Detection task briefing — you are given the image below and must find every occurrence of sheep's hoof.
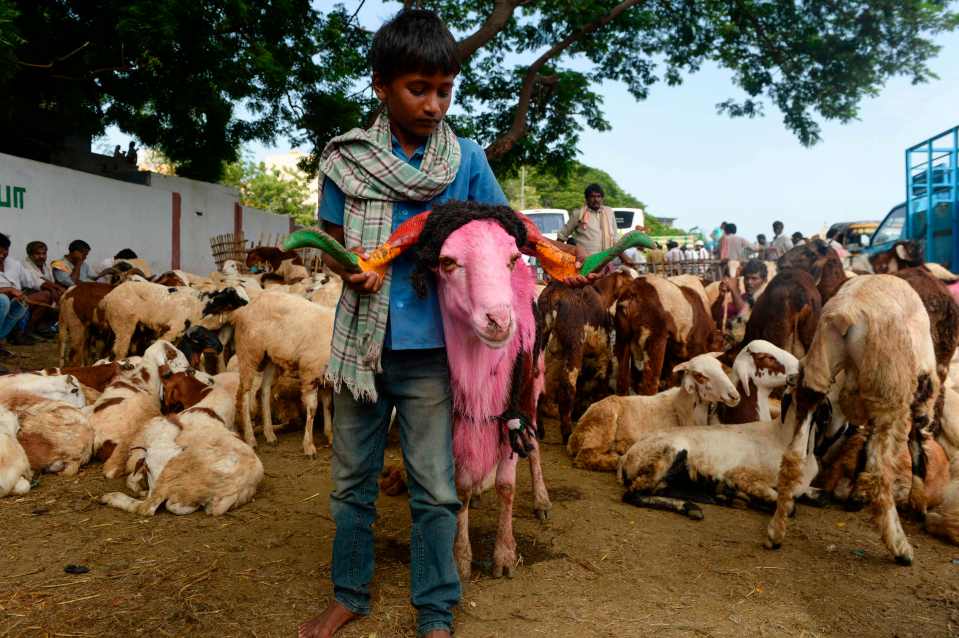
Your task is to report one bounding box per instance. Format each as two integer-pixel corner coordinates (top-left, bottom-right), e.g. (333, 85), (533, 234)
(492, 563), (515, 579)
(764, 539), (781, 551)
(683, 502), (704, 520)
(534, 507), (550, 522)
(894, 554), (913, 567)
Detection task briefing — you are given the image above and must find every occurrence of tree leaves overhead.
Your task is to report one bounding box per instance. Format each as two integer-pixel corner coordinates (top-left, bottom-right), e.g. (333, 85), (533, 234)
(1, 0), (955, 183)
(221, 154), (316, 225)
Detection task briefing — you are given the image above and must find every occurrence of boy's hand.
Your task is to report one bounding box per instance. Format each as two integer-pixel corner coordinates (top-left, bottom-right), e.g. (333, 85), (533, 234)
(342, 248), (383, 294)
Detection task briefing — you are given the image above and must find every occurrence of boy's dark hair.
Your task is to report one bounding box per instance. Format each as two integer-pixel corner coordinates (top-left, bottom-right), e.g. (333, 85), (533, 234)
(584, 183), (605, 198)
(773, 220), (784, 232)
(114, 248), (138, 259)
(726, 223), (737, 235)
(743, 259), (768, 279)
(667, 240), (678, 250)
(69, 239), (91, 253)
(26, 241), (46, 255)
(757, 234), (767, 244)
(370, 9), (461, 83)
(792, 231), (804, 242)
(0, 233), (10, 250)
(411, 201), (526, 298)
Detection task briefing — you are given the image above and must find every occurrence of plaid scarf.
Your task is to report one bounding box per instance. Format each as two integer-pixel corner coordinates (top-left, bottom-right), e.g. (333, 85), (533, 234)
(318, 112), (461, 402)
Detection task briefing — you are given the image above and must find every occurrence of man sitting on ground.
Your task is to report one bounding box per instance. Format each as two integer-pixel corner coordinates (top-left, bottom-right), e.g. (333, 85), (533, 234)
(52, 239), (96, 286)
(23, 241), (65, 339)
(0, 234), (36, 362)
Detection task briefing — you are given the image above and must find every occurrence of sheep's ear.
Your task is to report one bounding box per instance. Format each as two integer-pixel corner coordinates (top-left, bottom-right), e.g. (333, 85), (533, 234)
(672, 360), (690, 374)
(681, 373), (697, 394)
(706, 351), (724, 359)
(895, 243), (911, 262)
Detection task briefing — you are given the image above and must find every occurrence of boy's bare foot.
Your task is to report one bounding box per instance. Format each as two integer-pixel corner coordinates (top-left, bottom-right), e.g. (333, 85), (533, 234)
(298, 601), (361, 638)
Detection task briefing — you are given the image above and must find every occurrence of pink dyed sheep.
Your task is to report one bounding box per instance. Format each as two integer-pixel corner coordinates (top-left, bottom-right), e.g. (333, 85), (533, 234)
(289, 202), (554, 581)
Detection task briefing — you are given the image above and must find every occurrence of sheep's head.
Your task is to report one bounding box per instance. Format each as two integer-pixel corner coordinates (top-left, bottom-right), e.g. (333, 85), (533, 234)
(178, 325), (223, 368)
(870, 240), (922, 274)
(673, 353), (740, 407)
(732, 340), (800, 395)
(412, 202), (528, 348)
(143, 341), (191, 377)
(202, 287), (249, 316)
(221, 260), (241, 276)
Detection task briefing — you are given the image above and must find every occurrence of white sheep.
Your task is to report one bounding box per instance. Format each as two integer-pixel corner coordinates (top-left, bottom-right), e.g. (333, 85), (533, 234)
(0, 373), (86, 408)
(100, 371), (263, 516)
(88, 340), (192, 478)
(714, 340), (799, 424)
(617, 402), (821, 520)
(0, 406), (31, 497)
(227, 291), (334, 457)
(765, 275), (938, 566)
(566, 353), (740, 471)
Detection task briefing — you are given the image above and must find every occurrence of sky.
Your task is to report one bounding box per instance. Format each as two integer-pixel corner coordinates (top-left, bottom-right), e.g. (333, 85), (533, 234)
(104, 1), (959, 240)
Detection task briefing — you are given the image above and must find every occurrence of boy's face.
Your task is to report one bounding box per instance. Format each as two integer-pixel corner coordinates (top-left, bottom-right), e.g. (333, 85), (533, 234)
(374, 70), (455, 142)
(744, 272), (764, 294)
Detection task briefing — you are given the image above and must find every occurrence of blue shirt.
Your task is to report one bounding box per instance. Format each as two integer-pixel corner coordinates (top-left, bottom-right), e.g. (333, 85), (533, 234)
(319, 136), (508, 350)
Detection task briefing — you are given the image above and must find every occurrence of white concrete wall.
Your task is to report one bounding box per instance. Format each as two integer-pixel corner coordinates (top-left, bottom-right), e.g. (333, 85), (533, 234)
(1, 152), (294, 276)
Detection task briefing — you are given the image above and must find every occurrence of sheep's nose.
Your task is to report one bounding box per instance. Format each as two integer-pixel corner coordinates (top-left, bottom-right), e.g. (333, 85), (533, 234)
(486, 307), (512, 331)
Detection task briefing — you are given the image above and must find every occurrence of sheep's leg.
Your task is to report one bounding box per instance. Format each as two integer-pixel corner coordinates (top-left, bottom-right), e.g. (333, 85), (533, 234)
(111, 324), (135, 361)
(573, 448), (623, 472)
(102, 442), (130, 479)
(259, 362), (278, 445)
(641, 335), (668, 396)
(622, 493), (704, 519)
(557, 346), (582, 444)
(236, 370), (257, 448)
(58, 461), (81, 477)
(166, 501), (200, 515)
(861, 412), (914, 565)
(907, 372), (937, 518)
(614, 330), (632, 395)
(492, 452), (519, 578)
(100, 491), (165, 516)
(12, 477), (31, 495)
(216, 325), (233, 372)
(301, 381), (319, 459)
(526, 438), (551, 521)
(58, 319), (69, 367)
(320, 387), (333, 445)
(766, 405), (817, 550)
(454, 492), (472, 582)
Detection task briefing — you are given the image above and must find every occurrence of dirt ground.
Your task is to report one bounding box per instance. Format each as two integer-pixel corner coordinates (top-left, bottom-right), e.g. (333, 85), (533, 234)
(2, 341), (959, 638)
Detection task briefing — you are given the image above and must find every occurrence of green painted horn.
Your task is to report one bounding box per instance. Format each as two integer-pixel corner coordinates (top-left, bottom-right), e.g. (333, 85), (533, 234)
(579, 231), (657, 275)
(284, 228), (362, 274)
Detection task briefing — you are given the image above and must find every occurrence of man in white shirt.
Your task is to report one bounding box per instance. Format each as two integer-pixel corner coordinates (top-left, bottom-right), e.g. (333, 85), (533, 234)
(0, 234), (35, 354)
(768, 221), (793, 260)
(665, 241), (684, 262)
(22, 241), (64, 339)
(692, 240), (709, 260)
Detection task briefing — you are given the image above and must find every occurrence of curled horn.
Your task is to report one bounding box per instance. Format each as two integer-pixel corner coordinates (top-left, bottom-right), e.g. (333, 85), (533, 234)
(283, 211), (432, 278)
(516, 213), (657, 280)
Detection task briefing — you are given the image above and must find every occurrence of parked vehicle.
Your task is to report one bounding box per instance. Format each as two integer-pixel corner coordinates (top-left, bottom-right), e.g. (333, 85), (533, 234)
(867, 125), (958, 268)
(826, 221), (879, 253)
(521, 208), (569, 281)
(612, 207), (645, 231)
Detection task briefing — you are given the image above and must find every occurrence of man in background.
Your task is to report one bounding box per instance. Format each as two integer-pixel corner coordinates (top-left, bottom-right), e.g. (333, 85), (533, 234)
(52, 240), (95, 287)
(558, 183), (618, 261)
(719, 223), (750, 261)
(768, 220), (793, 259)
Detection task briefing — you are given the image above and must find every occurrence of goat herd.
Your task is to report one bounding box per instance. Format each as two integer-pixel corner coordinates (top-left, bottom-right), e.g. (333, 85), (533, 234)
(1, 205), (959, 596)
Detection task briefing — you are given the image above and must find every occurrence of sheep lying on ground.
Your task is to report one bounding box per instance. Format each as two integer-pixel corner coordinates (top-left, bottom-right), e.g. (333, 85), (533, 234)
(0, 373), (85, 408)
(618, 398), (824, 520)
(100, 370), (262, 516)
(0, 391), (93, 476)
(0, 406), (31, 497)
(567, 353), (740, 471)
(765, 275), (938, 565)
(88, 341), (192, 478)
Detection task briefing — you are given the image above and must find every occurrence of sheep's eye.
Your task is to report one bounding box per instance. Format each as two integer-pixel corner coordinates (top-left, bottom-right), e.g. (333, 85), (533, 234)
(693, 372), (707, 384)
(439, 257), (458, 273)
(508, 254), (520, 270)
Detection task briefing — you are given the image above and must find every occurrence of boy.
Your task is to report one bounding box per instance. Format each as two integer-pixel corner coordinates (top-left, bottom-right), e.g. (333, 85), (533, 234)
(299, 10), (508, 638)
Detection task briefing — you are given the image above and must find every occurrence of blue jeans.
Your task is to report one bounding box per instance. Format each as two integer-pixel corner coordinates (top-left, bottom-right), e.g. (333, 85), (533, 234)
(330, 348), (460, 636)
(0, 295), (27, 340)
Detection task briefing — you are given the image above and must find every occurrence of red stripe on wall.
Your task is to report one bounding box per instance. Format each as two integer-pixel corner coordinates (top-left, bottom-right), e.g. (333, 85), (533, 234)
(289, 216), (295, 233)
(171, 192), (182, 270)
(234, 202), (243, 236)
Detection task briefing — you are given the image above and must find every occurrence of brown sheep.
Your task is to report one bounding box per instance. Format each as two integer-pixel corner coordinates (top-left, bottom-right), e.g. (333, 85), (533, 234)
(777, 239), (847, 303)
(614, 275), (722, 396)
(57, 282), (115, 366)
(538, 271), (633, 442)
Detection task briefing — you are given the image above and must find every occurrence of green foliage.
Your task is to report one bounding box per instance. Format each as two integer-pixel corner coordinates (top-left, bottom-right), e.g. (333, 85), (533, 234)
(2, 0), (955, 184)
(499, 162), (683, 234)
(0, 0), (19, 85)
(222, 155), (315, 225)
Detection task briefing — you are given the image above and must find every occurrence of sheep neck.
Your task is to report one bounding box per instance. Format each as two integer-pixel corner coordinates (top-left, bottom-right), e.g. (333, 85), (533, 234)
(670, 382), (709, 427)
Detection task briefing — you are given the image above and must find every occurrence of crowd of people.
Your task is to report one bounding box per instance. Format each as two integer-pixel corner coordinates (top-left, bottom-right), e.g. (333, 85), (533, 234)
(0, 232), (145, 372)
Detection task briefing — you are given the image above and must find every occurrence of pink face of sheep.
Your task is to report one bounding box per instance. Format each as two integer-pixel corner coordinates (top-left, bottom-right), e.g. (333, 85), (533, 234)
(674, 354), (741, 407)
(434, 219), (523, 347)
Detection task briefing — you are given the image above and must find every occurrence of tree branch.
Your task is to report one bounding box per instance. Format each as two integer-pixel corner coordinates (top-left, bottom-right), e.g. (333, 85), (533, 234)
(486, 0), (645, 160)
(456, 0), (531, 62)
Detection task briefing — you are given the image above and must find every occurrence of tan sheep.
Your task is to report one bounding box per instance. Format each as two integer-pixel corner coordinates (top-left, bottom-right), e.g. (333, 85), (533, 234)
(765, 274), (938, 565)
(567, 353), (740, 471)
(231, 291), (334, 457)
(0, 406), (31, 498)
(0, 391), (93, 476)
